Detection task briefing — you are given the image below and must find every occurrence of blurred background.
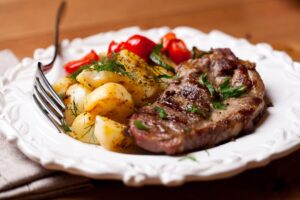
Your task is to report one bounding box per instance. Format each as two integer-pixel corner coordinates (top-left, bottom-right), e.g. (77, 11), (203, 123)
(0, 0), (300, 60)
(1, 0), (300, 199)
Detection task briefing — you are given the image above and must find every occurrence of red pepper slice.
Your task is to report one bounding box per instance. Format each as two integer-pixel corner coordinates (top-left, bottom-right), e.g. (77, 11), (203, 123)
(161, 32), (176, 52)
(108, 40), (125, 54)
(124, 34), (156, 61)
(167, 39), (191, 64)
(64, 50), (99, 74)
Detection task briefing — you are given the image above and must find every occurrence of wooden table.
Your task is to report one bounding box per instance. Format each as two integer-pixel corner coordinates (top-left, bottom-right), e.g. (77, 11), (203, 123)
(1, 0), (300, 199)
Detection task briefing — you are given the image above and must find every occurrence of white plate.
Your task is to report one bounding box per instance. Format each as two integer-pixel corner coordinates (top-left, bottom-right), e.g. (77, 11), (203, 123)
(1, 27), (300, 186)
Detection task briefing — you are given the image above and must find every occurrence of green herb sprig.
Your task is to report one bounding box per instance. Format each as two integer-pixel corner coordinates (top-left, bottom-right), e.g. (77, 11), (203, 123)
(70, 100), (79, 117)
(150, 44), (175, 73)
(199, 73), (215, 96)
(211, 78), (246, 109)
(69, 65), (91, 80)
(134, 120), (149, 131)
(69, 54), (129, 80)
(219, 77), (247, 99)
(212, 101), (226, 110)
(155, 106), (168, 119)
(79, 123), (95, 140)
(198, 74), (247, 110)
(178, 155), (198, 163)
(186, 104), (206, 117)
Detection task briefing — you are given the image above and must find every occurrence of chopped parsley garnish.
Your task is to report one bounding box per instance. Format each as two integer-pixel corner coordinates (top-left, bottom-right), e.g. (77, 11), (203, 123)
(69, 54), (129, 79)
(212, 101), (226, 110)
(178, 155), (198, 163)
(134, 120), (149, 131)
(199, 73), (215, 97)
(219, 77), (247, 99)
(198, 75), (247, 110)
(150, 44), (175, 73)
(186, 105), (206, 117)
(155, 106), (168, 119)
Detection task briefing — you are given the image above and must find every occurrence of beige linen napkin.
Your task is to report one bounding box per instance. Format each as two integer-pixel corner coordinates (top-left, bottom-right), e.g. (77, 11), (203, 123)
(0, 50), (94, 200)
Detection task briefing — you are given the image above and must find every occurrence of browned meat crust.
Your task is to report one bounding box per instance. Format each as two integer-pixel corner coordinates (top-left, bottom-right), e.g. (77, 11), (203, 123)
(129, 48), (266, 155)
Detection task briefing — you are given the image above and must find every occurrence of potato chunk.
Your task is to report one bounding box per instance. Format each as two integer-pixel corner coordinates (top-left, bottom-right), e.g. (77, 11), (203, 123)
(84, 83), (134, 123)
(71, 112), (99, 145)
(76, 70), (125, 90)
(76, 50), (158, 103)
(94, 116), (131, 151)
(53, 77), (75, 98)
(64, 84), (91, 125)
(116, 50), (158, 102)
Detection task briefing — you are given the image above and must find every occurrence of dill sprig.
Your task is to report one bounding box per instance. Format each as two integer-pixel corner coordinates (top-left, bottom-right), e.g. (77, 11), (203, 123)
(69, 54), (129, 79)
(178, 154), (198, 163)
(79, 123), (95, 140)
(70, 100), (79, 117)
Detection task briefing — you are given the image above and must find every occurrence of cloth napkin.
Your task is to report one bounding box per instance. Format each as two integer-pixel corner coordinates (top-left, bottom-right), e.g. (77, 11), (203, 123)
(0, 50), (94, 200)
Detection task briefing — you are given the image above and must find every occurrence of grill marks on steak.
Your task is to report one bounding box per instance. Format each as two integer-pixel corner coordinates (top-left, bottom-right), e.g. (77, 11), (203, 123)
(129, 48), (265, 154)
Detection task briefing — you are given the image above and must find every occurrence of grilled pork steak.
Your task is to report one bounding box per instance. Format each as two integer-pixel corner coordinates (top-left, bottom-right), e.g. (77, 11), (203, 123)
(129, 48), (265, 155)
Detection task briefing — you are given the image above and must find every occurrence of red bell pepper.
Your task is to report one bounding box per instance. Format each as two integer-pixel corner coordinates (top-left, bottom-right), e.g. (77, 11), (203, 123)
(167, 38), (191, 64)
(64, 50), (99, 74)
(108, 40), (125, 54)
(123, 34), (156, 61)
(161, 32), (176, 52)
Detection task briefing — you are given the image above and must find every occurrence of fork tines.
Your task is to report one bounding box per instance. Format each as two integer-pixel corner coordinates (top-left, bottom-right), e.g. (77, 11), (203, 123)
(33, 62), (66, 132)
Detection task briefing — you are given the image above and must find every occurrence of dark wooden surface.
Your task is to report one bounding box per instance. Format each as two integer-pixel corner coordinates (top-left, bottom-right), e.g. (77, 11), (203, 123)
(1, 0), (300, 199)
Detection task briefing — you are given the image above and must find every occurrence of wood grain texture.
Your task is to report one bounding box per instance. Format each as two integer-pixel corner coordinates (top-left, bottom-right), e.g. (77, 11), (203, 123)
(1, 0), (300, 199)
(1, 0), (300, 59)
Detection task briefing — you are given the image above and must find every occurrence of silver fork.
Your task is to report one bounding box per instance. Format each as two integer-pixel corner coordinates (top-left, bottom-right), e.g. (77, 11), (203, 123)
(33, 1), (67, 133)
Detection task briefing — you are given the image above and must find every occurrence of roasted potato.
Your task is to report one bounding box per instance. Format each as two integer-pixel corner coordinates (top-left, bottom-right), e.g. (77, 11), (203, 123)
(116, 50), (158, 102)
(76, 70), (125, 90)
(63, 84), (91, 125)
(84, 83), (134, 123)
(94, 115), (131, 151)
(53, 77), (75, 98)
(76, 49), (158, 103)
(63, 98), (76, 126)
(71, 112), (99, 145)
